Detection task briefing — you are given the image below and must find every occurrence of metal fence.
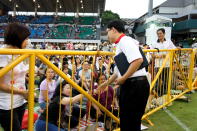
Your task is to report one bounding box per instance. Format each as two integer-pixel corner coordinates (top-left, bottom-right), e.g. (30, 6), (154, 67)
(0, 48), (196, 131)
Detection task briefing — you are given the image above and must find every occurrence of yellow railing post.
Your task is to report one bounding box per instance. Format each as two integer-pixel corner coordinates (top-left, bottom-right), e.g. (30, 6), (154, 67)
(188, 50), (195, 91)
(192, 76), (197, 88)
(28, 54), (35, 131)
(192, 49), (197, 89)
(174, 54), (189, 89)
(167, 51), (174, 103)
(150, 53), (170, 91)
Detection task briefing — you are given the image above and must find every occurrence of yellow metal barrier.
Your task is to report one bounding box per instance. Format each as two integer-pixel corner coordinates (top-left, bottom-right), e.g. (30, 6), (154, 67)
(142, 48), (194, 125)
(0, 54), (29, 78)
(149, 52), (170, 91)
(0, 48), (196, 131)
(188, 50), (195, 91)
(192, 49), (197, 89)
(28, 54), (35, 131)
(115, 48), (195, 131)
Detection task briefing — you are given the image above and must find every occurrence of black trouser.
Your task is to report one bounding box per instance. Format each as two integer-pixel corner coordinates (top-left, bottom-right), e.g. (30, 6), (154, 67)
(119, 77), (150, 131)
(155, 67), (169, 96)
(0, 103), (26, 131)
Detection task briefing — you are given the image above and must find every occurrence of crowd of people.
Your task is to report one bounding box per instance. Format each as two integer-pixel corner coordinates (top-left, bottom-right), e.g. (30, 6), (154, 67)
(0, 22), (119, 131)
(0, 15), (100, 40)
(33, 53), (118, 130)
(31, 42), (99, 51)
(0, 21), (196, 131)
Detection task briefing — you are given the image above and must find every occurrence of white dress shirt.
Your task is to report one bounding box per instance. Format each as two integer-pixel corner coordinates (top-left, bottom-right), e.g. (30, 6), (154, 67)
(114, 35), (147, 78)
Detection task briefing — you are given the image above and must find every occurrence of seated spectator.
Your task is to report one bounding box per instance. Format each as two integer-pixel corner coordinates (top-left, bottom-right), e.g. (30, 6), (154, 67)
(56, 65), (72, 86)
(38, 68), (56, 111)
(79, 61), (92, 91)
(90, 74), (115, 130)
(35, 81), (85, 131)
(75, 57), (82, 79)
(63, 61), (72, 76)
(96, 57), (106, 74)
(37, 63), (46, 86)
(53, 57), (60, 68)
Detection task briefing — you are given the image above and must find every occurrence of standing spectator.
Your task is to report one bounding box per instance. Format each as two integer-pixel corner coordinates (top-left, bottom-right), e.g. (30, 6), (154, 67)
(93, 43), (98, 51)
(66, 42), (71, 50)
(0, 23), (29, 131)
(70, 42), (74, 50)
(74, 43), (79, 50)
(80, 43), (85, 50)
(102, 41), (110, 51)
(150, 28), (176, 50)
(150, 28), (177, 96)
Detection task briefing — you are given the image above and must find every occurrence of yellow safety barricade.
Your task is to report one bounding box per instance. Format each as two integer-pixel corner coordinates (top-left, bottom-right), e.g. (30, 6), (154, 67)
(0, 49), (196, 131)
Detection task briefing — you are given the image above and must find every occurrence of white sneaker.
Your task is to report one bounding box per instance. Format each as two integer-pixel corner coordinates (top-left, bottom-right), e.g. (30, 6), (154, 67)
(141, 124), (148, 130)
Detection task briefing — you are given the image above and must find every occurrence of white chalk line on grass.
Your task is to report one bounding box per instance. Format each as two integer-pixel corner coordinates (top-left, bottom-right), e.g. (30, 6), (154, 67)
(164, 108), (190, 131)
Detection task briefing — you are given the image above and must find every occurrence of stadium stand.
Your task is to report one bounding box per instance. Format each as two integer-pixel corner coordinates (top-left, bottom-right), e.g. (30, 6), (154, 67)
(49, 25), (73, 39)
(78, 16), (99, 25)
(15, 15), (34, 23)
(75, 26), (97, 39)
(31, 15), (54, 24)
(56, 16), (75, 24)
(0, 15), (100, 40)
(29, 24), (50, 39)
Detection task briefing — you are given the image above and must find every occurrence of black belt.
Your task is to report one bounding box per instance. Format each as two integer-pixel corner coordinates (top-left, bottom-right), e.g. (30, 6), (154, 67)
(127, 76), (147, 82)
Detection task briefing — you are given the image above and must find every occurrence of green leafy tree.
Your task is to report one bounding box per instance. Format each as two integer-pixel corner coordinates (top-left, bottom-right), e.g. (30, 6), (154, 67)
(101, 10), (120, 26)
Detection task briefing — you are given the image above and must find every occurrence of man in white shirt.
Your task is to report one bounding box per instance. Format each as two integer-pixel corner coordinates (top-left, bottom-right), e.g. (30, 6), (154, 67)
(99, 20), (149, 131)
(150, 28), (176, 67)
(150, 28), (176, 96)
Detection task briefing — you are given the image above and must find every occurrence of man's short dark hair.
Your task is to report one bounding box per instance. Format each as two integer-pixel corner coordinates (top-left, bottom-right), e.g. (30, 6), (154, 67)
(157, 28), (165, 34)
(107, 20), (125, 33)
(4, 23), (30, 49)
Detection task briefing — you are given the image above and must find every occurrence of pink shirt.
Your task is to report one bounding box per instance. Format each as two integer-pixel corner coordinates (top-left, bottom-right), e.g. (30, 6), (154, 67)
(38, 79), (56, 103)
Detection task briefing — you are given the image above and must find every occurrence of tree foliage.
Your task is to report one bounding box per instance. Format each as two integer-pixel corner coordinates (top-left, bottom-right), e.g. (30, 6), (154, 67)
(101, 10), (120, 26)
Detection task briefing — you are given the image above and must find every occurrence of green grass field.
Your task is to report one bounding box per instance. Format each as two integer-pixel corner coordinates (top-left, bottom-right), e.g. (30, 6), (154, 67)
(143, 92), (197, 131)
(1, 92), (197, 131)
